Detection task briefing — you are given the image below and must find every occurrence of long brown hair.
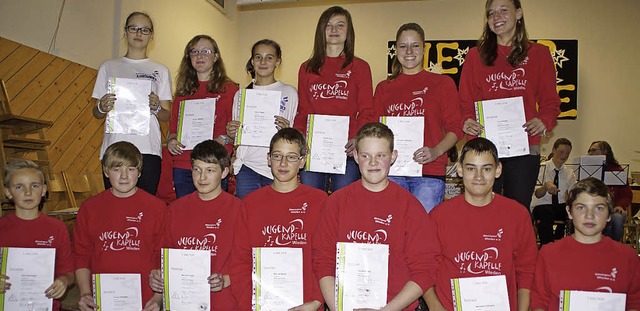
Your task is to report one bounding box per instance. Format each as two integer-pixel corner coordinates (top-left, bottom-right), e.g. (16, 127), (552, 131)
(245, 39), (282, 89)
(388, 23), (425, 81)
(478, 0), (529, 67)
(175, 35), (234, 97)
(305, 6), (355, 75)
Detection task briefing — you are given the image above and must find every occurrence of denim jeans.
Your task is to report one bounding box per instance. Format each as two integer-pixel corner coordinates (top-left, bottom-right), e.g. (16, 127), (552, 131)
(389, 176), (445, 213)
(172, 167), (229, 199)
(235, 165), (273, 199)
(300, 157), (360, 193)
(604, 212), (626, 242)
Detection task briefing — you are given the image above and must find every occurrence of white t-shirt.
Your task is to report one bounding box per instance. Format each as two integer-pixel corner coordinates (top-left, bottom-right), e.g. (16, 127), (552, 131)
(92, 57), (172, 158)
(231, 81), (298, 179)
(531, 160), (577, 207)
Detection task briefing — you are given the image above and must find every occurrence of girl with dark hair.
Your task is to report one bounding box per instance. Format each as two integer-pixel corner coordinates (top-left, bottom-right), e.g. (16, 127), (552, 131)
(374, 22), (462, 212)
(91, 11), (172, 196)
(295, 6), (374, 193)
(459, 0), (561, 209)
(225, 39), (298, 198)
(587, 140), (633, 241)
(167, 35), (238, 198)
(530, 178), (640, 310)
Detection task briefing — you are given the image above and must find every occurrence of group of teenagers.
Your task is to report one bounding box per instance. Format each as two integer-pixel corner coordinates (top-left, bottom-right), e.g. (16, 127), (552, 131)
(0, 0), (639, 310)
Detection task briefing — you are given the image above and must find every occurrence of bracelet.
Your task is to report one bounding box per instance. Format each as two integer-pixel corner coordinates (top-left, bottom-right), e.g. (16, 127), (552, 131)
(96, 101), (106, 114)
(219, 135), (229, 145)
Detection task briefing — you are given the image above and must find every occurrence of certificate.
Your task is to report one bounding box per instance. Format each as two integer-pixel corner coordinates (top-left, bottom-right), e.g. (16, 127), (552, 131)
(559, 290), (626, 311)
(235, 89), (282, 147)
(177, 98), (216, 150)
(475, 96), (529, 158)
(252, 247), (303, 310)
(162, 248), (211, 311)
(0, 247), (55, 311)
(450, 275), (509, 311)
(335, 242), (388, 311)
(93, 273), (142, 311)
(380, 116), (424, 177)
(105, 77), (152, 135)
(305, 114), (350, 174)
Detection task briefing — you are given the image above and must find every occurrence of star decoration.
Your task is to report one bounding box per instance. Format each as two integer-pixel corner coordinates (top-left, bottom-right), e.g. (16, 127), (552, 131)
(556, 71), (563, 84)
(428, 61), (443, 74)
(552, 49), (569, 68)
(387, 45), (397, 58)
(453, 46), (470, 66)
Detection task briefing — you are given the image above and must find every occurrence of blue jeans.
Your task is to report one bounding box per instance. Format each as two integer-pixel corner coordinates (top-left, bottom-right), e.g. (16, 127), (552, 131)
(173, 167), (229, 199)
(235, 165), (273, 199)
(389, 176), (445, 213)
(604, 212), (626, 242)
(300, 157), (360, 193)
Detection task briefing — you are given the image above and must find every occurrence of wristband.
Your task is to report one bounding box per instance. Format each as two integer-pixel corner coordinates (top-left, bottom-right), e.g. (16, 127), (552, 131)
(219, 135), (229, 145)
(96, 101), (106, 114)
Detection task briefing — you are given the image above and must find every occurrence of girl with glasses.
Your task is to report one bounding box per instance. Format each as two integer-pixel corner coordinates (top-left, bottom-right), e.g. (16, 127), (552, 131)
(167, 35), (238, 198)
(91, 11), (172, 196)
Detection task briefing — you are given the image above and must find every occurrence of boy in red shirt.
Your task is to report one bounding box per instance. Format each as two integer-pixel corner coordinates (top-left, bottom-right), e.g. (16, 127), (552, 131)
(149, 139), (240, 310)
(424, 138), (538, 311)
(313, 122), (439, 310)
(74, 141), (166, 311)
(0, 159), (74, 311)
(230, 128), (328, 310)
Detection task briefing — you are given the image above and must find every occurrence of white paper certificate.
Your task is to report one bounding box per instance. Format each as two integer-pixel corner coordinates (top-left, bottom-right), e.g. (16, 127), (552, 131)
(0, 247), (55, 311)
(93, 273), (142, 311)
(177, 98), (216, 150)
(235, 89), (282, 147)
(252, 247), (303, 310)
(559, 290), (626, 311)
(450, 275), (509, 311)
(475, 96), (529, 158)
(162, 248), (211, 311)
(380, 116), (424, 177)
(305, 114), (350, 174)
(105, 77), (152, 135)
(335, 242), (388, 311)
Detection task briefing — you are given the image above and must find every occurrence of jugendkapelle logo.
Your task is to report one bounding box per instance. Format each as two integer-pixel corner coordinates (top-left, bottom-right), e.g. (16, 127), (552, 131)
(99, 227), (141, 251)
(205, 218), (222, 229)
(385, 97), (425, 116)
(262, 219), (306, 246)
(595, 268), (617, 282)
(126, 212), (143, 223)
(289, 202), (307, 214)
(310, 80), (349, 100)
(177, 233), (218, 255)
(374, 214), (393, 226)
(483, 228), (503, 242)
(454, 247), (502, 275)
(346, 229), (388, 244)
(486, 67), (527, 92)
(35, 235), (54, 247)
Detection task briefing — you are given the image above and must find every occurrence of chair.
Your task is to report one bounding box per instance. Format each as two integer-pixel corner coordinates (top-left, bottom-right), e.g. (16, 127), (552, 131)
(46, 172), (99, 216)
(44, 173), (76, 216)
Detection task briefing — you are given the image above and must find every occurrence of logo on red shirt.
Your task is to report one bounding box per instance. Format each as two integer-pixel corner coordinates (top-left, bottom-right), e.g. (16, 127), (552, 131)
(205, 218), (222, 229)
(177, 233), (218, 256)
(373, 214), (393, 226)
(385, 98), (425, 116)
(482, 228), (503, 242)
(310, 81), (349, 100)
(595, 268), (618, 282)
(99, 227), (141, 251)
(262, 219), (307, 246)
(486, 68), (527, 92)
(454, 247), (503, 275)
(346, 229), (388, 244)
(288, 203), (307, 214)
(35, 235), (54, 247)
(126, 212), (143, 223)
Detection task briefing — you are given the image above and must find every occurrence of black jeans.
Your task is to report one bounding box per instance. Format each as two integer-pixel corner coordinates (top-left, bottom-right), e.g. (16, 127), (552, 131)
(493, 154), (540, 209)
(102, 154), (162, 195)
(533, 203), (567, 245)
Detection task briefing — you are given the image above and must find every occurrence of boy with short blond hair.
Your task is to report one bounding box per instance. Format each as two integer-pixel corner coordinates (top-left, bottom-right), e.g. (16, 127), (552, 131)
(0, 159), (74, 311)
(313, 122), (440, 310)
(73, 141), (166, 311)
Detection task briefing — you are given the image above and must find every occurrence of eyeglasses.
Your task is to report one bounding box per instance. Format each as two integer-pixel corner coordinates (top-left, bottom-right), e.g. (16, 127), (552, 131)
(270, 153), (303, 162)
(189, 49), (214, 57)
(126, 26), (152, 35)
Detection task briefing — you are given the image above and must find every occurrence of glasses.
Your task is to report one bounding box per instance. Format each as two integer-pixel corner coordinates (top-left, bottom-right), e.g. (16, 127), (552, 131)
(270, 153), (303, 162)
(189, 49), (214, 57)
(126, 26), (152, 35)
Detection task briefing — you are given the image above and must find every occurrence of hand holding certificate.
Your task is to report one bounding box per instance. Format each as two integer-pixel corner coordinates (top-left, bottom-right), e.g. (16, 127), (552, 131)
(177, 98), (216, 150)
(380, 116), (424, 177)
(0, 247), (55, 311)
(235, 89), (282, 147)
(93, 273), (142, 311)
(475, 96), (529, 158)
(162, 248), (211, 311)
(559, 290), (626, 311)
(105, 77), (152, 135)
(252, 247), (304, 310)
(450, 275), (509, 311)
(305, 114), (350, 174)
(335, 242), (389, 311)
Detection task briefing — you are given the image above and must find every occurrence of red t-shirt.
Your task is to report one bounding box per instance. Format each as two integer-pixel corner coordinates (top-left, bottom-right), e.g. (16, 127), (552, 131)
(531, 236), (640, 310)
(169, 81), (239, 169)
(430, 194), (538, 311)
(295, 56), (374, 138)
(313, 181), (439, 310)
(73, 189), (167, 304)
(458, 43), (561, 146)
(374, 70), (463, 176)
(162, 190), (240, 311)
(0, 213), (74, 311)
(230, 184), (327, 310)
